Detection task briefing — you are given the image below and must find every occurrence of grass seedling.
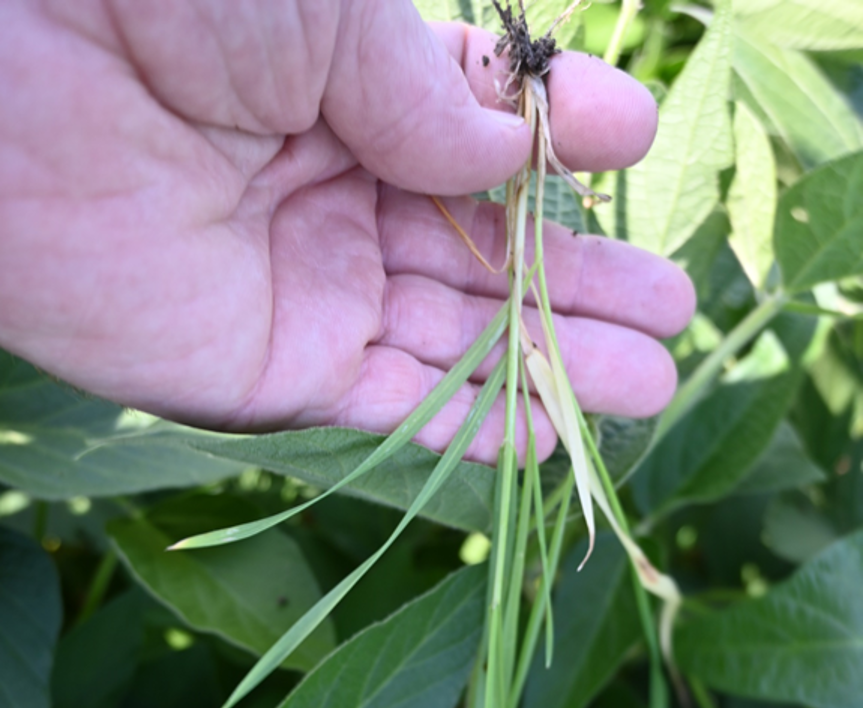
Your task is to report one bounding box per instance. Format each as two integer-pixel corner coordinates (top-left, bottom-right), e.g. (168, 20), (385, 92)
(168, 3), (685, 707)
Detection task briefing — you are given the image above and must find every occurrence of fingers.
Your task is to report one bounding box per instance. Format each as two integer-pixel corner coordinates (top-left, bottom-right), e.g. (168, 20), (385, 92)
(431, 23), (659, 172)
(322, 1), (532, 195)
(379, 188), (696, 340)
(375, 274), (679, 418)
(331, 345), (559, 466)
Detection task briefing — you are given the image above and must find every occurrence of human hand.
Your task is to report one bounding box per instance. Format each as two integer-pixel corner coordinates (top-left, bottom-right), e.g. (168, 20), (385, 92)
(0, 0), (694, 465)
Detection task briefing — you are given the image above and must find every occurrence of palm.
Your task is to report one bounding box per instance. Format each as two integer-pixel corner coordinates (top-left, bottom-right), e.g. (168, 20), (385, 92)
(0, 2), (694, 464)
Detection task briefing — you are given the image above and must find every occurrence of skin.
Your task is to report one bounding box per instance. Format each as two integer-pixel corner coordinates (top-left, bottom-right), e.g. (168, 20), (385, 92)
(0, 0), (695, 465)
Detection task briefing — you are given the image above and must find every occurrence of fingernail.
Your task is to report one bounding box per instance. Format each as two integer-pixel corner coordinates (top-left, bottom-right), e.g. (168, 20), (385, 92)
(487, 108), (525, 129)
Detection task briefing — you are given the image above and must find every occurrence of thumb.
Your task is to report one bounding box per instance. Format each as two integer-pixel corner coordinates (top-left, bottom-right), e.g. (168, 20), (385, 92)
(322, 0), (530, 195)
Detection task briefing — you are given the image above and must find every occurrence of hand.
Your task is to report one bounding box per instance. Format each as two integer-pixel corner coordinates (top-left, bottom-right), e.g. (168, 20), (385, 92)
(0, 0), (694, 465)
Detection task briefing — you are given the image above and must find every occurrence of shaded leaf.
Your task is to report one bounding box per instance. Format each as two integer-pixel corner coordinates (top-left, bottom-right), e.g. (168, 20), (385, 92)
(523, 533), (641, 708)
(774, 151), (863, 292)
(278, 564), (485, 708)
(763, 491), (840, 563)
(595, 0), (734, 254)
(732, 0), (864, 51)
(727, 101), (777, 290)
(632, 328), (805, 516)
(0, 526), (62, 708)
(676, 531), (863, 708)
(140, 427), (495, 533)
(597, 414), (657, 485)
(733, 421), (826, 495)
(108, 496), (336, 672)
(733, 31), (863, 170)
(0, 350), (244, 499)
(52, 590), (147, 708)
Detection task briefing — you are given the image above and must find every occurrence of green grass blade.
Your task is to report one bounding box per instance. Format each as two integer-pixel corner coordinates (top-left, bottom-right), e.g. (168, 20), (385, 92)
(220, 358), (508, 708)
(509, 473), (573, 708)
(520, 357), (554, 668)
(169, 304), (509, 551)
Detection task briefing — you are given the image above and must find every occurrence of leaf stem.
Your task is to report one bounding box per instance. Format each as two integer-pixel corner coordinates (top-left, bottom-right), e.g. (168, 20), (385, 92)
(603, 0), (641, 66)
(657, 292), (785, 439)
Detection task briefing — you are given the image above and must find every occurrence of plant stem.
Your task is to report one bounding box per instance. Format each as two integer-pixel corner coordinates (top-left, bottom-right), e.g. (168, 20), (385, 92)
(603, 0), (641, 66)
(486, 87), (535, 708)
(508, 474), (573, 708)
(75, 549), (118, 626)
(656, 293), (785, 439)
(577, 407), (668, 708)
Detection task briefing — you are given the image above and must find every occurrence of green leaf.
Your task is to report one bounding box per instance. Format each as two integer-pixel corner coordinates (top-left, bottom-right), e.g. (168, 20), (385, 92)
(0, 526), (62, 708)
(596, 414), (658, 485)
(727, 101), (777, 290)
(763, 491), (840, 563)
(632, 328), (805, 516)
(775, 151), (864, 292)
(219, 359), (506, 708)
(733, 31), (863, 170)
(732, 0), (864, 51)
(0, 350), (244, 499)
(733, 421), (826, 496)
(278, 564), (486, 708)
(167, 427), (495, 534)
(51, 590), (146, 708)
(522, 533), (641, 708)
(595, 0), (734, 255)
(676, 530), (863, 708)
(108, 496), (336, 672)
(532, 175), (589, 235)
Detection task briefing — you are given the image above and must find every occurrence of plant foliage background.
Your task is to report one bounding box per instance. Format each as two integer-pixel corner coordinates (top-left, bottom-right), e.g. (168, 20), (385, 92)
(0, 1), (861, 707)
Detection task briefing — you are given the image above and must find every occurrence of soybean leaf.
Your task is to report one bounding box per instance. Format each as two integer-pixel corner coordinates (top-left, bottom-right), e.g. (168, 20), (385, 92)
(595, 0), (733, 255)
(51, 589), (147, 708)
(733, 421), (826, 496)
(632, 327), (806, 517)
(0, 350), (244, 499)
(676, 531), (863, 708)
(774, 151), (863, 292)
(108, 495), (336, 673)
(732, 0), (864, 51)
(278, 564), (485, 708)
(522, 533), (641, 708)
(163, 427), (495, 535)
(531, 175), (589, 235)
(596, 415), (658, 485)
(0, 526), (62, 708)
(219, 359), (506, 708)
(733, 31), (863, 170)
(763, 491), (841, 564)
(727, 101), (777, 290)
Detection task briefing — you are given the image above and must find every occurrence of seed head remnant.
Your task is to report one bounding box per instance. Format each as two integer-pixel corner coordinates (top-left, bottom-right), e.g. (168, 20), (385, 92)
(491, 0), (560, 78)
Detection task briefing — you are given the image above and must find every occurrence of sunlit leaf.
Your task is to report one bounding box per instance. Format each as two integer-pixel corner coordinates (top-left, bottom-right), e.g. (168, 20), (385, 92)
(733, 31), (863, 170)
(727, 101), (777, 290)
(732, 0), (864, 51)
(595, 0), (734, 255)
(677, 531), (863, 708)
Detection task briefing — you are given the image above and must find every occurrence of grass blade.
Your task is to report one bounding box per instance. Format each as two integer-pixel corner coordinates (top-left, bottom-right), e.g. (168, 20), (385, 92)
(169, 304), (509, 550)
(220, 358), (508, 708)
